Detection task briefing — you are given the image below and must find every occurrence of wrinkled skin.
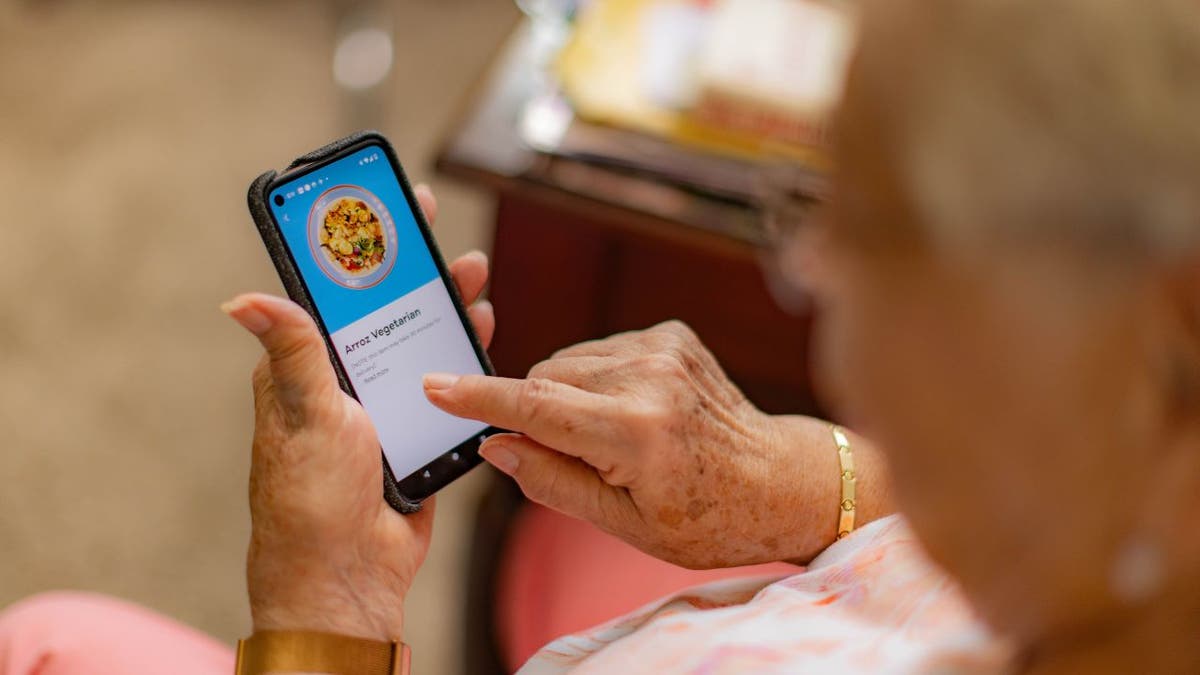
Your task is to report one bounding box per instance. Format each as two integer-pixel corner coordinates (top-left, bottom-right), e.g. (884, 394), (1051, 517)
(226, 186), (495, 640)
(426, 321), (890, 569)
(245, 318), (429, 640)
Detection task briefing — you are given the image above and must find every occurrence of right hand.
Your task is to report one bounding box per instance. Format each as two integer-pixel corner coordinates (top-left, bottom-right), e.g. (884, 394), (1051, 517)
(424, 320), (849, 569)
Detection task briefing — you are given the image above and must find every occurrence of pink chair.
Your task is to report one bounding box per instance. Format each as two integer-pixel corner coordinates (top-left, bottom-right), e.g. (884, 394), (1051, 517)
(491, 498), (799, 671)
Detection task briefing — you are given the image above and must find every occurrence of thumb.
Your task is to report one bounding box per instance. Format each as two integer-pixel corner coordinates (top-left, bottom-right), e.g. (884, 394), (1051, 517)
(479, 433), (612, 524)
(223, 293), (339, 419)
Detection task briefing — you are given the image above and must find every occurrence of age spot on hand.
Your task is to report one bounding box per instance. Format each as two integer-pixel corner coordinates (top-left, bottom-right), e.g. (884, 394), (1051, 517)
(657, 505), (685, 528)
(686, 498), (712, 521)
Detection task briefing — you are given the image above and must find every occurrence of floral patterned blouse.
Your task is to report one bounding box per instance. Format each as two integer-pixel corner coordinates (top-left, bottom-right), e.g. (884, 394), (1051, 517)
(517, 515), (1012, 674)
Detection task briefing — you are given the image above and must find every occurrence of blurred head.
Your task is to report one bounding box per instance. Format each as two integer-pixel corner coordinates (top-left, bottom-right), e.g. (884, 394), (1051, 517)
(808, 0), (1200, 649)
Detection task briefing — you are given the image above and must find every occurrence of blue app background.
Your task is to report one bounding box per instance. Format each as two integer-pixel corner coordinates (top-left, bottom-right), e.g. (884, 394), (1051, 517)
(269, 145), (439, 333)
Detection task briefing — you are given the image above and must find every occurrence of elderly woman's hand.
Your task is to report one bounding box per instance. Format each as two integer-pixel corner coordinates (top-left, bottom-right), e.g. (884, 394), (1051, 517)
(425, 321), (881, 569)
(223, 186), (494, 640)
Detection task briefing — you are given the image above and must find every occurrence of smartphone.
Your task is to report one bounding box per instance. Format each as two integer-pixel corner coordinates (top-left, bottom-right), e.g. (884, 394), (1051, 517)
(246, 131), (497, 513)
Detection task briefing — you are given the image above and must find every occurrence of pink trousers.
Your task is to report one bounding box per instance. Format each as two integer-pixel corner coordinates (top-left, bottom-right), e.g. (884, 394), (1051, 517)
(0, 592), (233, 675)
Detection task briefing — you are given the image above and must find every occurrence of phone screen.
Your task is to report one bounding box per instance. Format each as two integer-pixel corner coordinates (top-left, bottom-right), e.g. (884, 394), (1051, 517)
(267, 143), (489, 483)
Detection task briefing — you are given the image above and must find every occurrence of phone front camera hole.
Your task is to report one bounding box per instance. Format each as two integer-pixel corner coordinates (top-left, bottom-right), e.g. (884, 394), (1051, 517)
(273, 194), (285, 207)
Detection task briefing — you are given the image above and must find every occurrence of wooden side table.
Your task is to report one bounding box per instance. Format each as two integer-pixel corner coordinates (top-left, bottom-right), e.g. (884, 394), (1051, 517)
(436, 22), (818, 415)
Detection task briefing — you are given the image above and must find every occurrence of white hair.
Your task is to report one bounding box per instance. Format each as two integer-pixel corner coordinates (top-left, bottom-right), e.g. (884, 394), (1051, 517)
(856, 0), (1200, 261)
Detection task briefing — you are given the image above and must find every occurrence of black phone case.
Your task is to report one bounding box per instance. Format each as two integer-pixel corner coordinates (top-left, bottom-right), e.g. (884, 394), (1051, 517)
(246, 130), (495, 514)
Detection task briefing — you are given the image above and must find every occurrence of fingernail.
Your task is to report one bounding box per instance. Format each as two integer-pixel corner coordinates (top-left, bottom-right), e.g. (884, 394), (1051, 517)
(423, 373), (460, 390)
(221, 298), (272, 335)
(466, 249), (488, 265)
(480, 442), (519, 475)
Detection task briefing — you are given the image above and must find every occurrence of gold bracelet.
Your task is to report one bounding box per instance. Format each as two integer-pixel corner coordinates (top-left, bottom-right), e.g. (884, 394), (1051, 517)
(235, 630), (410, 675)
(832, 426), (857, 539)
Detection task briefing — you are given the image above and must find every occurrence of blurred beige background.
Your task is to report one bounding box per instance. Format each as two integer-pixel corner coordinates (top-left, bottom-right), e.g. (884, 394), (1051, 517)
(0, 1), (518, 673)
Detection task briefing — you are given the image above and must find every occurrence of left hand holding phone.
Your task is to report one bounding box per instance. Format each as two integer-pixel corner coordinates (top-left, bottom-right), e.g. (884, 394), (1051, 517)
(223, 185), (494, 641)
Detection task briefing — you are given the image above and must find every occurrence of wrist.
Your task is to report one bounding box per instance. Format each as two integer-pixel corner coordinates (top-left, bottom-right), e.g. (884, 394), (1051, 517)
(248, 555), (407, 641)
(251, 601), (404, 643)
(769, 416), (895, 563)
(761, 415), (847, 563)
